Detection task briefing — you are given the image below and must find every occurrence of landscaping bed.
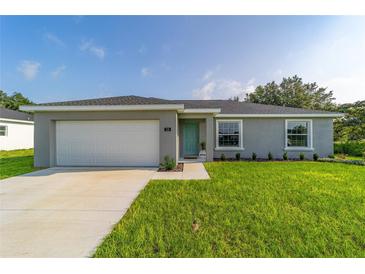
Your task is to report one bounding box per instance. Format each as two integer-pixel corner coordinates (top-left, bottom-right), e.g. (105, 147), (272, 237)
(158, 163), (184, 172)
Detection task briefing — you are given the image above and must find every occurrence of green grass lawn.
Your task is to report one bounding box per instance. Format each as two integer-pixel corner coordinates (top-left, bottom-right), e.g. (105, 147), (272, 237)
(0, 149), (39, 179)
(94, 161), (365, 258)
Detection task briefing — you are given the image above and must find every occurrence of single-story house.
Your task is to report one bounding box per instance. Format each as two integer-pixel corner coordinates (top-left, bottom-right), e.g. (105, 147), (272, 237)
(0, 107), (34, 151)
(20, 95), (343, 167)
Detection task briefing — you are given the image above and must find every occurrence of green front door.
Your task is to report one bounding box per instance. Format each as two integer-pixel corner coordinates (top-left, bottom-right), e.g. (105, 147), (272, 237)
(183, 122), (199, 156)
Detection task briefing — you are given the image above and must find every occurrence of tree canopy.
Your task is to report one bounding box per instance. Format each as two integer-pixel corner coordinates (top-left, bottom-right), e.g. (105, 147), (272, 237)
(0, 90), (33, 111)
(245, 75), (336, 111)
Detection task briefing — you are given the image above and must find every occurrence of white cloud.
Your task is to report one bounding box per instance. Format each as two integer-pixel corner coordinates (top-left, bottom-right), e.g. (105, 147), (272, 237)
(193, 78), (255, 100)
(51, 65), (66, 79)
(44, 32), (65, 47)
(80, 40), (105, 60)
(17, 60), (40, 80)
(141, 67), (151, 77)
(201, 65), (221, 81)
(202, 70), (214, 81)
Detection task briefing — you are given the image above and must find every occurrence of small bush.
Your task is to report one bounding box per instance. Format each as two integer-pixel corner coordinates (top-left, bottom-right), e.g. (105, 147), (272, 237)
(283, 152), (288, 160)
(363, 151), (365, 160)
(235, 153), (240, 161)
(252, 152), (257, 161)
(299, 153), (305, 160)
(328, 154), (335, 159)
(268, 152), (273, 161)
(220, 153), (226, 161)
(160, 155), (176, 170)
(200, 141), (206, 150)
(313, 153), (319, 161)
(334, 141), (365, 157)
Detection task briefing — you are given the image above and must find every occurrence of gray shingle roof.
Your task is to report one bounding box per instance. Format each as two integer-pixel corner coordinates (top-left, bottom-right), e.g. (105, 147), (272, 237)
(33, 95), (340, 115)
(0, 107), (33, 121)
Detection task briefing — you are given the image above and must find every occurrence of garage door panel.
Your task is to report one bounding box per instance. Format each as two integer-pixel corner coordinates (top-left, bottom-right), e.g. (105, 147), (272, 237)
(56, 120), (159, 166)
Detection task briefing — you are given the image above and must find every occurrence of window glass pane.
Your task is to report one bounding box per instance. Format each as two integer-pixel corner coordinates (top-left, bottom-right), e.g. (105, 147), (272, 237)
(219, 122), (239, 134)
(287, 121), (309, 147)
(219, 134), (239, 147)
(0, 126), (6, 136)
(218, 121), (240, 147)
(287, 134), (308, 147)
(287, 121), (308, 134)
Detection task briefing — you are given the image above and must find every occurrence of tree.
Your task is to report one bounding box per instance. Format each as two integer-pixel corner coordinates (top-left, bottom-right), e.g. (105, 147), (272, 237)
(245, 75), (336, 110)
(0, 90), (33, 110)
(334, 101), (365, 141)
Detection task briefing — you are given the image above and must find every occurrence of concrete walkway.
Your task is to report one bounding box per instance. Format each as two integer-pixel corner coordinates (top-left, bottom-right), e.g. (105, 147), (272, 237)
(152, 162), (210, 180)
(0, 167), (156, 258)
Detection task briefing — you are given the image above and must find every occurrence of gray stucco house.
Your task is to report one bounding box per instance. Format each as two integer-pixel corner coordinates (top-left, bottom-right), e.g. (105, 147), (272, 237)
(20, 95), (342, 167)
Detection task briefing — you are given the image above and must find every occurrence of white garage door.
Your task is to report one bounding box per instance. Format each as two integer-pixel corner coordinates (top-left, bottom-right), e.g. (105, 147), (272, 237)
(56, 120), (159, 166)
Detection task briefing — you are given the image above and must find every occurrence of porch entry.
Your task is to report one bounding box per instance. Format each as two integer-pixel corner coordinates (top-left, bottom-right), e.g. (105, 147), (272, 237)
(183, 121), (199, 157)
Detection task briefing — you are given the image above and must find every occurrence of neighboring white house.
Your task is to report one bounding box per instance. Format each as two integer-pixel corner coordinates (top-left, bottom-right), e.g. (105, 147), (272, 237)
(0, 107), (34, 151)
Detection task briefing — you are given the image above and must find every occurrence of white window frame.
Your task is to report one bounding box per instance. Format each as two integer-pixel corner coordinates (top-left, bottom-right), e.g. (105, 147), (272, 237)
(0, 125), (8, 137)
(285, 119), (313, 151)
(215, 120), (244, 150)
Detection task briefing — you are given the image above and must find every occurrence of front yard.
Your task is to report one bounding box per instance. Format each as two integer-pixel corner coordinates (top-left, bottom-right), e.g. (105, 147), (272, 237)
(94, 161), (365, 258)
(0, 149), (39, 179)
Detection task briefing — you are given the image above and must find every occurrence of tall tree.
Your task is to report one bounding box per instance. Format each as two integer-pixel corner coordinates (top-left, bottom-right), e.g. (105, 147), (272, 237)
(0, 90), (33, 110)
(245, 75), (336, 110)
(334, 101), (365, 141)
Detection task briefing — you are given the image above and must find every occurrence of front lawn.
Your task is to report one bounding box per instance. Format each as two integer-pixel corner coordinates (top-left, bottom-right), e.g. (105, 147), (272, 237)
(94, 162), (365, 258)
(0, 149), (39, 179)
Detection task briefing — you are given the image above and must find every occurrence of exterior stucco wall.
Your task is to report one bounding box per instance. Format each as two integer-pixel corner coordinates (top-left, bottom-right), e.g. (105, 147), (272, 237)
(0, 120), (34, 150)
(213, 117), (333, 159)
(33, 110), (178, 167)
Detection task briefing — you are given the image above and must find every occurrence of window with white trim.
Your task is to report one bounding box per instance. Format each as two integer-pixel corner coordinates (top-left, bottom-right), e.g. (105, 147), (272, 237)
(0, 125), (8, 136)
(286, 121), (310, 147)
(217, 121), (241, 148)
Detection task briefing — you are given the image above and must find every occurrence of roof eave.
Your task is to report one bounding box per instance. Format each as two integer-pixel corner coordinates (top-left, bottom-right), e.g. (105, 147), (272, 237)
(19, 104), (185, 112)
(216, 113), (344, 118)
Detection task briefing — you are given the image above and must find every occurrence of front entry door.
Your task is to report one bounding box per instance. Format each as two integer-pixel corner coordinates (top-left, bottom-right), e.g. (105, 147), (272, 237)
(183, 122), (199, 156)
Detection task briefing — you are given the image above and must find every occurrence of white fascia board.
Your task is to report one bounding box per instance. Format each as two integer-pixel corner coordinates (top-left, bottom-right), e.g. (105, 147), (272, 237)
(216, 113), (344, 118)
(0, 118), (34, 124)
(180, 108), (221, 114)
(20, 104), (185, 112)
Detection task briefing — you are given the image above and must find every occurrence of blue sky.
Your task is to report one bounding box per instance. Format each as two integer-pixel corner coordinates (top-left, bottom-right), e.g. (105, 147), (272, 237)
(1, 16), (364, 103)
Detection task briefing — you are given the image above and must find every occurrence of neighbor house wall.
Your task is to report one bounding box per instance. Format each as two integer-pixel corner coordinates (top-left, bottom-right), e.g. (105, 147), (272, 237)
(212, 117), (333, 159)
(33, 110), (178, 167)
(0, 120), (34, 151)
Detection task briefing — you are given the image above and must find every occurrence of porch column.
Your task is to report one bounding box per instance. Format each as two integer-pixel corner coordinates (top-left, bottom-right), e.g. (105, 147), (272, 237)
(206, 116), (214, 161)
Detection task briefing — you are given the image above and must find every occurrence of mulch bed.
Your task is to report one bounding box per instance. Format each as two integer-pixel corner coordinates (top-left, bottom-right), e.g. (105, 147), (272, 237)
(158, 163), (184, 172)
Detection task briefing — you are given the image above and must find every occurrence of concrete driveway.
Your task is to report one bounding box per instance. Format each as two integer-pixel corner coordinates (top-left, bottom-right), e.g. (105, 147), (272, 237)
(0, 167), (156, 258)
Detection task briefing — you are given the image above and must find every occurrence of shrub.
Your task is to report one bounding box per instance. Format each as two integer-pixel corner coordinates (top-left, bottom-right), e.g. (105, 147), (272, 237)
(299, 153), (305, 160)
(313, 153), (319, 161)
(334, 141), (365, 157)
(363, 151), (365, 160)
(220, 153), (226, 161)
(283, 152), (288, 160)
(328, 154), (335, 159)
(160, 155), (176, 170)
(235, 153), (240, 161)
(252, 152), (257, 161)
(200, 141), (206, 150)
(268, 152), (273, 161)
